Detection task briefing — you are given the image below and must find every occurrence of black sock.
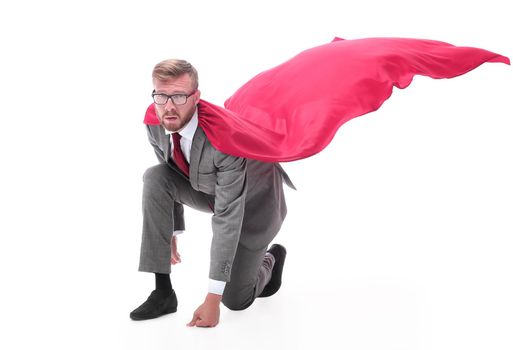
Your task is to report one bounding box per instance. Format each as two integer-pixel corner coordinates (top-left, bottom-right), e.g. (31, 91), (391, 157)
(155, 273), (172, 293)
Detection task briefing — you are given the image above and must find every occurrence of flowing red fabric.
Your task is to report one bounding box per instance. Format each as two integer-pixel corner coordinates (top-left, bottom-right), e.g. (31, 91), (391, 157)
(144, 37), (509, 162)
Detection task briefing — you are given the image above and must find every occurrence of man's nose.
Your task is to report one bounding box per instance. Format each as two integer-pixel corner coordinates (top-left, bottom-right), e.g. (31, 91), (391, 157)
(164, 98), (176, 112)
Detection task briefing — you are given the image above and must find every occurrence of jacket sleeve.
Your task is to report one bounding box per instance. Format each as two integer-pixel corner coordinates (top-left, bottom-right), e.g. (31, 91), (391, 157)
(145, 125), (185, 232)
(146, 125), (166, 164)
(209, 152), (248, 282)
(173, 201), (185, 231)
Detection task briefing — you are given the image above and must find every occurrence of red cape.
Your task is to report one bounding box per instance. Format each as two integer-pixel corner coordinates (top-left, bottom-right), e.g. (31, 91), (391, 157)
(144, 37), (509, 162)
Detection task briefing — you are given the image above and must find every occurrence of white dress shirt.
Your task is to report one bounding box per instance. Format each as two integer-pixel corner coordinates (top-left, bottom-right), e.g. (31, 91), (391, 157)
(165, 108), (226, 296)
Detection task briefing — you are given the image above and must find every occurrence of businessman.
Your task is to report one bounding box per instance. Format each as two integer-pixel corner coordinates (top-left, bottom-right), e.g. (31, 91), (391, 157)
(130, 59), (295, 327)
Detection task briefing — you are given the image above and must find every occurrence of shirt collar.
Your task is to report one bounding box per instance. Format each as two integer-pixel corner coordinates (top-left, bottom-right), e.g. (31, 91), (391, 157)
(164, 108), (198, 141)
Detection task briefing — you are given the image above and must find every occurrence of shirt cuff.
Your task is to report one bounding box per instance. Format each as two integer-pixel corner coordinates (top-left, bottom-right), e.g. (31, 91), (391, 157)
(208, 279), (226, 295)
(173, 230), (185, 236)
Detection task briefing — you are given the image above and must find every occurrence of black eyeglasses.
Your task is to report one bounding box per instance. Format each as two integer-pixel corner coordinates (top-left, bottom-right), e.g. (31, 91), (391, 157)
(151, 90), (196, 105)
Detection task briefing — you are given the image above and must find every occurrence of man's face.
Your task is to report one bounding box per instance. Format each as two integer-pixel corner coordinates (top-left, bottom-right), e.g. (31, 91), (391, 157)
(153, 74), (200, 132)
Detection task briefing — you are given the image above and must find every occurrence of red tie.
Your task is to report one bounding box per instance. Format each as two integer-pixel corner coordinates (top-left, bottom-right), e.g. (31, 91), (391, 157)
(172, 132), (189, 177)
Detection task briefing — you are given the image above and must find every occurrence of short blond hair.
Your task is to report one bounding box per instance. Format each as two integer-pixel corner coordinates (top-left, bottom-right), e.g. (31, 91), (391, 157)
(152, 59), (199, 90)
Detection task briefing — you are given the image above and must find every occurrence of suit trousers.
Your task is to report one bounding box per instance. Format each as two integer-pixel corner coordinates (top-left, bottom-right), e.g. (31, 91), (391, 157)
(138, 163), (273, 310)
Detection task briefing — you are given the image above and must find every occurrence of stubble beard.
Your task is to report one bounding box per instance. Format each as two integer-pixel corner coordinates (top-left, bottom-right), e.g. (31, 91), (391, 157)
(156, 103), (195, 132)
(157, 109), (182, 132)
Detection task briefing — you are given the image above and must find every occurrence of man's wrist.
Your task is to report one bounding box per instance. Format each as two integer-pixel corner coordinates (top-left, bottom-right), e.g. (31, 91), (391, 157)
(205, 293), (223, 304)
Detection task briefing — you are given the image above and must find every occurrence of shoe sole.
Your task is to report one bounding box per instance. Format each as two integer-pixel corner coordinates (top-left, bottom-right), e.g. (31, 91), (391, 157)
(130, 307), (177, 321)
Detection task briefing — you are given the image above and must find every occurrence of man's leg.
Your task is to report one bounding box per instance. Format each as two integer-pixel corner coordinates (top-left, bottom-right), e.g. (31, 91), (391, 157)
(222, 243), (286, 311)
(222, 244), (268, 311)
(138, 163), (212, 273)
(131, 163), (212, 320)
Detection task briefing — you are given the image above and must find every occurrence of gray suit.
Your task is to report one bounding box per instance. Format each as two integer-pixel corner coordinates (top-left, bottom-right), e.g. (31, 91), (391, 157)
(138, 120), (294, 309)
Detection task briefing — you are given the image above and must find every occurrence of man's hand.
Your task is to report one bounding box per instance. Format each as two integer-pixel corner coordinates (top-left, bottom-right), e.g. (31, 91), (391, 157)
(187, 293), (222, 328)
(170, 235), (181, 265)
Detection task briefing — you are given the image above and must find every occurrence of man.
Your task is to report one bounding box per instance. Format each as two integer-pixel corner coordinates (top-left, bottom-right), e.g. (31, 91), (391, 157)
(130, 59), (295, 327)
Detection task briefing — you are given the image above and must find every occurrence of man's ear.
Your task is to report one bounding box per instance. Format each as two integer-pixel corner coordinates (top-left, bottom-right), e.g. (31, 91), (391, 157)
(195, 89), (201, 104)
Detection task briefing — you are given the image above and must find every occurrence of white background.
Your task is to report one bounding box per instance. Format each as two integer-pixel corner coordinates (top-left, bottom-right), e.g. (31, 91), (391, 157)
(0, 0), (512, 349)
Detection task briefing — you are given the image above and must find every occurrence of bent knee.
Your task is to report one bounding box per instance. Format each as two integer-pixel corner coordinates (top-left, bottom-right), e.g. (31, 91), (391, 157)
(222, 295), (255, 311)
(143, 164), (170, 184)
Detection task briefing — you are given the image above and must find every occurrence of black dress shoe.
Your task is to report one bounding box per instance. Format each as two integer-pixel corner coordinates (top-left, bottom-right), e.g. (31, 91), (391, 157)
(258, 244), (287, 298)
(130, 289), (177, 321)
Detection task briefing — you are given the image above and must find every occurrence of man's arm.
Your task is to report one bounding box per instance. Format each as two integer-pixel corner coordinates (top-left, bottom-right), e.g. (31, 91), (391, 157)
(146, 124), (185, 236)
(209, 152), (247, 282)
(146, 125), (166, 164)
(188, 151), (248, 327)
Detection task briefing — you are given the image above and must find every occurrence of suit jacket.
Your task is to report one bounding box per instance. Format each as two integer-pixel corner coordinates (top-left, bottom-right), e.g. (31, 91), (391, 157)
(146, 122), (295, 282)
